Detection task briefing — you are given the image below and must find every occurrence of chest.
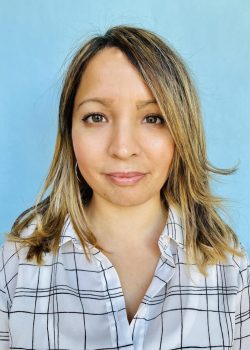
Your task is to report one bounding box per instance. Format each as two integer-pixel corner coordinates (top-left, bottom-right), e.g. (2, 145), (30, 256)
(104, 248), (161, 324)
(9, 245), (240, 349)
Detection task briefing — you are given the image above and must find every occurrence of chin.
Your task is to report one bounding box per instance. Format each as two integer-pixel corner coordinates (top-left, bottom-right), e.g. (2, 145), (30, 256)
(103, 192), (153, 207)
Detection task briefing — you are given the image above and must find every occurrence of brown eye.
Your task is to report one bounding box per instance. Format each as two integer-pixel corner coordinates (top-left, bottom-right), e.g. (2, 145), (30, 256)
(82, 113), (106, 123)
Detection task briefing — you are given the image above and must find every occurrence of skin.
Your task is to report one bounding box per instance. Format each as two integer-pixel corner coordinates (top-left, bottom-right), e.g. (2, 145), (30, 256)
(71, 47), (175, 252)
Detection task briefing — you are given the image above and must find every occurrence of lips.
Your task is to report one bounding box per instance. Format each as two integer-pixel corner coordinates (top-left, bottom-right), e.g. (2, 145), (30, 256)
(106, 172), (146, 185)
(107, 172), (145, 177)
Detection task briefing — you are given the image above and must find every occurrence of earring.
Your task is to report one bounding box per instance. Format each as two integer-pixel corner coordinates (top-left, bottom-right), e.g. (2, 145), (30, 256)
(75, 162), (81, 182)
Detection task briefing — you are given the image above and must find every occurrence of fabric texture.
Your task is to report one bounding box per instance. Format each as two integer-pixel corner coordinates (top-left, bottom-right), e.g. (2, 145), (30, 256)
(0, 206), (249, 350)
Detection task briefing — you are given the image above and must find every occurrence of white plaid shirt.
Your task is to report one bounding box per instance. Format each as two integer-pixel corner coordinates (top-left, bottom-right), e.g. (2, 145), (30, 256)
(0, 206), (249, 349)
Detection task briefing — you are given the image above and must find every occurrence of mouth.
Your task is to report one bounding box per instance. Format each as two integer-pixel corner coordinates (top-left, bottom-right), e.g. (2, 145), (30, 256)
(105, 172), (146, 185)
(107, 171), (145, 177)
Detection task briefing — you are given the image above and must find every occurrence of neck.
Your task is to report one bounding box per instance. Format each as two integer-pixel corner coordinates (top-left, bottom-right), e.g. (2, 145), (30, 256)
(85, 194), (169, 251)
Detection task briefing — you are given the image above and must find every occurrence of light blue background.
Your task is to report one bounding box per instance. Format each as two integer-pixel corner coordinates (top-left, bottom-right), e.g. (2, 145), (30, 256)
(0, 1), (249, 254)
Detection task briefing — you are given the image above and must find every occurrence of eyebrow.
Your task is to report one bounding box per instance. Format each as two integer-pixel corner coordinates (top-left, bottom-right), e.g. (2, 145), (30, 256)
(77, 97), (157, 110)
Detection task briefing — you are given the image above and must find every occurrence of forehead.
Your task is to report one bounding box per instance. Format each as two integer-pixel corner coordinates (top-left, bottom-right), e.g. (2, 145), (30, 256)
(75, 47), (156, 102)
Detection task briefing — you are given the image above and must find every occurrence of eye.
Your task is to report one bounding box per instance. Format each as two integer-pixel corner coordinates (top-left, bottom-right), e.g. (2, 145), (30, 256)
(144, 114), (165, 124)
(81, 112), (165, 124)
(82, 112), (106, 123)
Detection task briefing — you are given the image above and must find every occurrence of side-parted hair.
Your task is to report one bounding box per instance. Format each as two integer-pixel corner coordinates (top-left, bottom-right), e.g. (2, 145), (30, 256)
(5, 25), (244, 277)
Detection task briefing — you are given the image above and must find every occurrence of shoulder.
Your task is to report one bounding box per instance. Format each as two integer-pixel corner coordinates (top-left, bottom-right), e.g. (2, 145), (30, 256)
(231, 241), (250, 269)
(0, 240), (20, 305)
(237, 241), (250, 275)
(229, 241), (250, 291)
(0, 216), (39, 277)
(0, 217), (40, 304)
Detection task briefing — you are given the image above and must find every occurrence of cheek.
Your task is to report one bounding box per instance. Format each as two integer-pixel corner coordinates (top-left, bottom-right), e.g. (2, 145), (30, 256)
(71, 131), (104, 175)
(147, 136), (175, 166)
(165, 139), (175, 163)
(73, 143), (90, 170)
(71, 129), (91, 169)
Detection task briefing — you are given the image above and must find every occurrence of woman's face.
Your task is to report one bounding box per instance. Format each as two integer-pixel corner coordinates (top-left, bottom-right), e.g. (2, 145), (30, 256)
(71, 47), (175, 208)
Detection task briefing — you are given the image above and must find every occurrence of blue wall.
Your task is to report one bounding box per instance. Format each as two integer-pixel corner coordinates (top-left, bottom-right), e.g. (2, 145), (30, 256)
(1, 1), (249, 253)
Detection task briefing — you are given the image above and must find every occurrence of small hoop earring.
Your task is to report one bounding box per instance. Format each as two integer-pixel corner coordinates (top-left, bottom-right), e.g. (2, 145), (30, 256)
(75, 162), (81, 182)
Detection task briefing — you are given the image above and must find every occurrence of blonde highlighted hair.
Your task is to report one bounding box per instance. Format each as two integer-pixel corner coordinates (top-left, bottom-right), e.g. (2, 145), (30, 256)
(5, 24), (244, 276)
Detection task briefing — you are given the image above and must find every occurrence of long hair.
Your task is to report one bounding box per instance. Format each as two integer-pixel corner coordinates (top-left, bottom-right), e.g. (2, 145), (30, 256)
(5, 24), (244, 277)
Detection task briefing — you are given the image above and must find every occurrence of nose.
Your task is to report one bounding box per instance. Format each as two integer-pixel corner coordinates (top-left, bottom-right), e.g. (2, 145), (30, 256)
(107, 119), (141, 159)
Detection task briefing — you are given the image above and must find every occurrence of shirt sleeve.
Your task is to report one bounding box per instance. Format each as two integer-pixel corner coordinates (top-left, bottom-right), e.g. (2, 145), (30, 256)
(233, 243), (250, 349)
(0, 245), (10, 349)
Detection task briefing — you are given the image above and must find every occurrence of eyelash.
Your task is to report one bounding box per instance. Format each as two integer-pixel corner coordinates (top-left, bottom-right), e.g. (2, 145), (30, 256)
(81, 112), (165, 125)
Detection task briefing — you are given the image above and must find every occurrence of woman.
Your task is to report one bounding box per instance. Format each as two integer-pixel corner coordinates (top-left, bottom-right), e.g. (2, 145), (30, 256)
(0, 25), (249, 350)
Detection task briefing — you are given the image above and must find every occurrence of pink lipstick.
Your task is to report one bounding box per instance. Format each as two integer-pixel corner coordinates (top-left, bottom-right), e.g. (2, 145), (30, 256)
(106, 172), (146, 185)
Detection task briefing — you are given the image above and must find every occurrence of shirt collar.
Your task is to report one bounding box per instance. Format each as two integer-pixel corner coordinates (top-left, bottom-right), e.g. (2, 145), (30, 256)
(59, 204), (185, 252)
